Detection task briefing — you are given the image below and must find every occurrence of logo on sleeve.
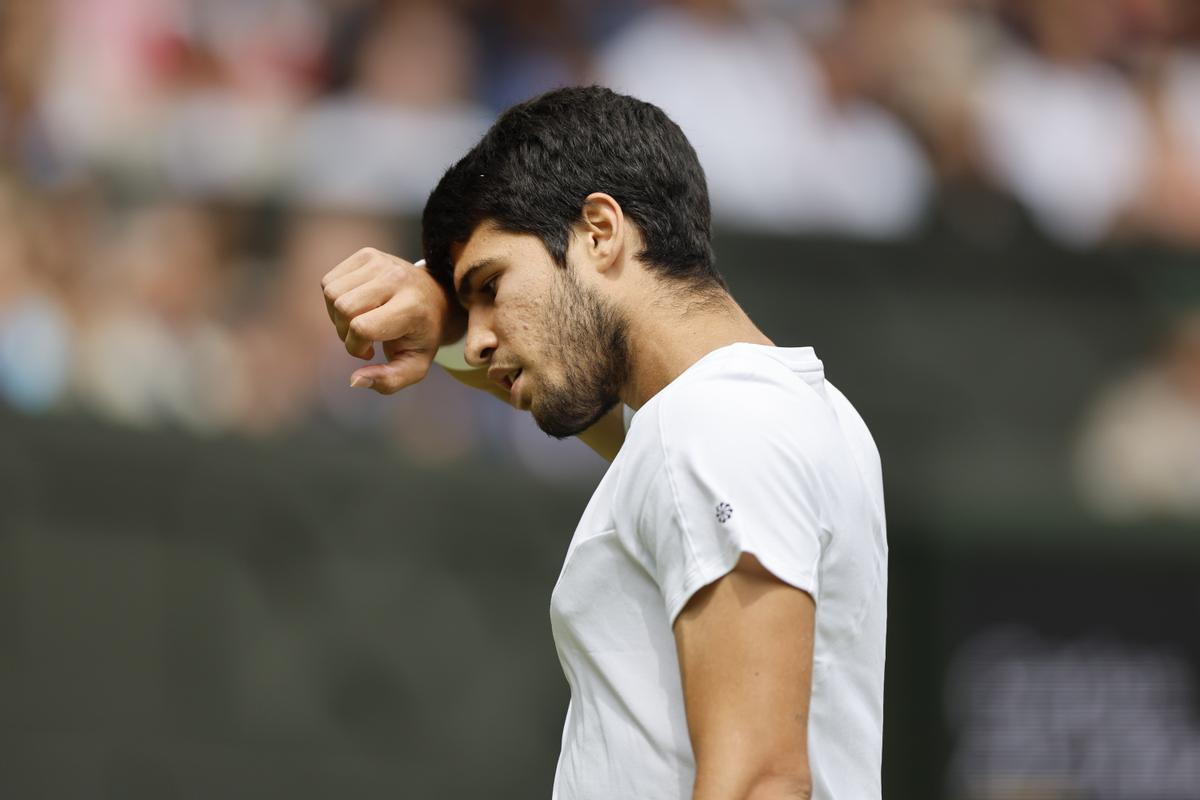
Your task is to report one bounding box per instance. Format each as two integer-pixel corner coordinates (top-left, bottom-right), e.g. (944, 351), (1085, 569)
(715, 502), (733, 523)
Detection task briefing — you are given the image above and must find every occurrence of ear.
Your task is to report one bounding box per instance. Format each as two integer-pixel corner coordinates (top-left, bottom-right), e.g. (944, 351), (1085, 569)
(578, 193), (624, 275)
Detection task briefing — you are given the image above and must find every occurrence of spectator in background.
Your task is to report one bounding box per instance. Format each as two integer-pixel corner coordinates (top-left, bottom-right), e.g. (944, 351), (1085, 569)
(234, 208), (399, 435)
(0, 0), (52, 168)
(289, 0), (491, 214)
(973, 0), (1152, 246)
(594, 0), (931, 237)
(1125, 0), (1200, 247)
(1075, 309), (1200, 521)
(469, 0), (591, 113)
(73, 203), (245, 433)
(157, 0), (327, 199)
(0, 180), (73, 414)
(850, 0), (997, 182)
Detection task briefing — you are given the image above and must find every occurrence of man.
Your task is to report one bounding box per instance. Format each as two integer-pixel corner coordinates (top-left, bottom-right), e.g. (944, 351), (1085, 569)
(321, 86), (887, 800)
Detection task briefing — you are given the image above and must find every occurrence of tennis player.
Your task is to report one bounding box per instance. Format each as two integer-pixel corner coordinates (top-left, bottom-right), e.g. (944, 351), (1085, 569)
(321, 86), (886, 800)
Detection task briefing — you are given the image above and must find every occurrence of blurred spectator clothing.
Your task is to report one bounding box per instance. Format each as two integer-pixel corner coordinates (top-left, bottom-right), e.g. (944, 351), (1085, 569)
(471, 0), (590, 113)
(974, 46), (1152, 246)
(1134, 50), (1200, 246)
(0, 293), (72, 414)
(0, 179), (73, 413)
(350, 0), (476, 109)
(74, 311), (245, 433)
(38, 0), (181, 175)
(1163, 52), (1200, 186)
(289, 0), (492, 214)
(595, 5), (931, 237)
(289, 98), (491, 214)
(72, 204), (247, 433)
(172, 0), (326, 101)
(1075, 314), (1200, 521)
(855, 3), (1001, 182)
(161, 90), (295, 200)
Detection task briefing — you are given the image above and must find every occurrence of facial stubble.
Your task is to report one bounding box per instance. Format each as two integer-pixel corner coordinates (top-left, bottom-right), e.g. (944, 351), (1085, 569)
(530, 266), (632, 439)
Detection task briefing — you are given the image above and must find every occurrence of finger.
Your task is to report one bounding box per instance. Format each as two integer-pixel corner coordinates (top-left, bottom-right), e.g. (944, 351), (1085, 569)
(330, 278), (395, 340)
(325, 262), (388, 339)
(321, 262), (381, 326)
(324, 261), (380, 332)
(323, 259), (384, 308)
(349, 353), (433, 395)
(344, 300), (413, 359)
(344, 295), (433, 359)
(320, 247), (377, 290)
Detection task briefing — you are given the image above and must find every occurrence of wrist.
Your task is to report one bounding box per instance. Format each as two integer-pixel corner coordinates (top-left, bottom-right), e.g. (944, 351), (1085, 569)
(413, 258), (471, 370)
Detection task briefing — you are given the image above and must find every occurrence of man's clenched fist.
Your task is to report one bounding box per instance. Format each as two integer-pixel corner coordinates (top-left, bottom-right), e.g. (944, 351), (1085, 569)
(321, 247), (462, 394)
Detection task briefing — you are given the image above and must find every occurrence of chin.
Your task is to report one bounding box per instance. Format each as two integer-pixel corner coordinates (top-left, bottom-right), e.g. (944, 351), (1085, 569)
(531, 395), (617, 440)
(531, 408), (584, 440)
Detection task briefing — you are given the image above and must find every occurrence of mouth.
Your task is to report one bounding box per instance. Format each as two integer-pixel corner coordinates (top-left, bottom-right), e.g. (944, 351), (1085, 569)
(508, 368), (525, 407)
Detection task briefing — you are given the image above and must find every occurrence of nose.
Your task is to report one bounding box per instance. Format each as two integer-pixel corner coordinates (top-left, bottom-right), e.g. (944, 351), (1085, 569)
(463, 308), (498, 368)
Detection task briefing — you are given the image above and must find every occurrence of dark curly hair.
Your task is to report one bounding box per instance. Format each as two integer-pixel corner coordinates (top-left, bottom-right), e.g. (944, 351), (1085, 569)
(421, 85), (723, 297)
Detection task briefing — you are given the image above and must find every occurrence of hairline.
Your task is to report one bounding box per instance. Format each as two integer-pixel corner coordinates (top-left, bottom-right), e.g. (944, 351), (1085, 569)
(441, 214), (725, 303)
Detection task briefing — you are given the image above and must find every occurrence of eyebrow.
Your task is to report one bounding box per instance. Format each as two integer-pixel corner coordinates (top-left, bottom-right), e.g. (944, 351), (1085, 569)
(455, 257), (501, 307)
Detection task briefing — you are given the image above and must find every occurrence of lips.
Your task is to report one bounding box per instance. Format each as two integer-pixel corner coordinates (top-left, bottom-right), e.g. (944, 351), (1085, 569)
(488, 365), (524, 406)
(508, 369), (525, 408)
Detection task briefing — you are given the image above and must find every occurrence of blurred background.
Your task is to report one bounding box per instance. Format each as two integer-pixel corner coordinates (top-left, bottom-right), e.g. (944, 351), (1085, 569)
(2, 0), (1199, 797)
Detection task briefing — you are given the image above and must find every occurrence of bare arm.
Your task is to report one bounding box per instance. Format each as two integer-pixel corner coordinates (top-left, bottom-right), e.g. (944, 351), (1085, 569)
(673, 553), (815, 800)
(321, 247), (626, 461)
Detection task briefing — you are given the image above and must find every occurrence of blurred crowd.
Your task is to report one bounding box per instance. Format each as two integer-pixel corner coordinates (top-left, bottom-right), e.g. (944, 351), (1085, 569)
(1, 0), (1199, 507)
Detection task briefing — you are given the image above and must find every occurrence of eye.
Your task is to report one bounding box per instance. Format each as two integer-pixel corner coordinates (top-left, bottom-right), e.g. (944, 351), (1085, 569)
(481, 274), (499, 297)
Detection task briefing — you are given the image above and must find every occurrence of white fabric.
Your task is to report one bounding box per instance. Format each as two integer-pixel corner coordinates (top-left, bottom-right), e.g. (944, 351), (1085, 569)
(550, 343), (888, 800)
(288, 97), (492, 213)
(595, 8), (929, 237)
(975, 51), (1150, 245)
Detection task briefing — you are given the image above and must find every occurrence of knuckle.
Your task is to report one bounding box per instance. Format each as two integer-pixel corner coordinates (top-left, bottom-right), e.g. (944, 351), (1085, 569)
(348, 317), (372, 339)
(384, 264), (408, 285)
(355, 246), (380, 260)
(332, 295), (353, 317)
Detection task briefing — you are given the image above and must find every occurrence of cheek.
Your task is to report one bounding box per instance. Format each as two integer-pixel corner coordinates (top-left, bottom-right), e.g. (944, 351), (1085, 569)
(501, 293), (542, 339)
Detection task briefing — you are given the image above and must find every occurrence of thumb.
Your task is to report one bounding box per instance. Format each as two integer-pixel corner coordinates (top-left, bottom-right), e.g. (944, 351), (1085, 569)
(349, 350), (434, 395)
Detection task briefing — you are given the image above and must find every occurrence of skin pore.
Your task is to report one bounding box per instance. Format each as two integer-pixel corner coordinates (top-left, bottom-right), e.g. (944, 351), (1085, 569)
(450, 193), (774, 436)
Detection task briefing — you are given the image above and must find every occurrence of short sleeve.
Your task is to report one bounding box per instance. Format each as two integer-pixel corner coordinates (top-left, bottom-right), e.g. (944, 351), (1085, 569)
(631, 366), (835, 625)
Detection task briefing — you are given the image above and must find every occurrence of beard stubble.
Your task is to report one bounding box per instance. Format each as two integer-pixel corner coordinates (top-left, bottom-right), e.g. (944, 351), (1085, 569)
(531, 267), (632, 439)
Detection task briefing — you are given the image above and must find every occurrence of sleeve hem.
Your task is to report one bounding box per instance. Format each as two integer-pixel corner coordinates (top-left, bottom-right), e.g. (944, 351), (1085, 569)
(665, 548), (819, 628)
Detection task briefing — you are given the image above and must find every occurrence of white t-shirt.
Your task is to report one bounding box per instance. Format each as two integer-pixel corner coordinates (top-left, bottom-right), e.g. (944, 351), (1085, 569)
(549, 343), (888, 800)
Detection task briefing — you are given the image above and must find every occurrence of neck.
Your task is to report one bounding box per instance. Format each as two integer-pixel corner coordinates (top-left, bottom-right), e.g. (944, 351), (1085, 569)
(620, 290), (774, 409)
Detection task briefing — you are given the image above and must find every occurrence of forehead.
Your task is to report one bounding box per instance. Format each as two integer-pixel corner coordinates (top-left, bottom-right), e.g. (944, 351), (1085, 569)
(450, 220), (553, 289)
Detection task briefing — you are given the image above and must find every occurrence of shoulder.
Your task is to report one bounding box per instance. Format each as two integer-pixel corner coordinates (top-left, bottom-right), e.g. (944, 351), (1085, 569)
(635, 348), (841, 472)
